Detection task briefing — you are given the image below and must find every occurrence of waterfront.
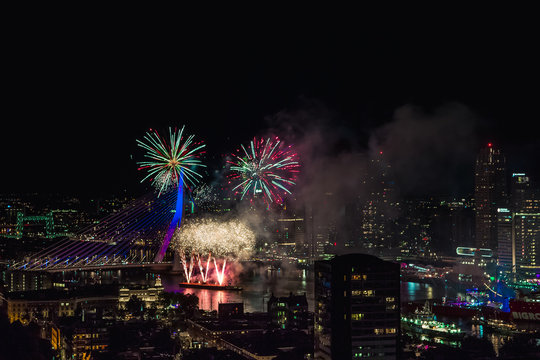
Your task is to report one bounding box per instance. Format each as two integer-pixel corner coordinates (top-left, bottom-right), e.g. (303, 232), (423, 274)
(163, 274), (465, 312)
(74, 268), (483, 312)
(16, 266), (531, 356)
(161, 268), (313, 313)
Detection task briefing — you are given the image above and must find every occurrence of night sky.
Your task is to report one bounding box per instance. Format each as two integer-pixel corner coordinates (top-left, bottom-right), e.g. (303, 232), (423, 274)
(3, 15), (538, 197)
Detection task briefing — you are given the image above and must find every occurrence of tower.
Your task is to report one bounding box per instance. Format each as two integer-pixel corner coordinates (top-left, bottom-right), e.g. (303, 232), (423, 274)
(475, 143), (506, 250)
(496, 208), (513, 270)
(514, 212), (540, 275)
(358, 152), (397, 251)
(314, 254), (400, 359)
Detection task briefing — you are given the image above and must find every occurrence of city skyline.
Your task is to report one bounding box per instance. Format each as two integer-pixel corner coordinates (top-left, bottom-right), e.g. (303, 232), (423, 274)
(2, 12), (540, 360)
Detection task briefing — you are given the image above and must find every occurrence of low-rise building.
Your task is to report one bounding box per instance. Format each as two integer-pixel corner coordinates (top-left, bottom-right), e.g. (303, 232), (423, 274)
(118, 276), (164, 309)
(267, 292), (309, 331)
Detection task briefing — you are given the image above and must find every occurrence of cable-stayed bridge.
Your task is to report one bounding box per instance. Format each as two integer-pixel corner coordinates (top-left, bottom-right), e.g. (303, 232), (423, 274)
(15, 189), (182, 272)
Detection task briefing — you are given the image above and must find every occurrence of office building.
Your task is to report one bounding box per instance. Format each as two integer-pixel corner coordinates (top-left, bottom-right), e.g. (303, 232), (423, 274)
(267, 292), (309, 331)
(315, 254), (400, 359)
(497, 208), (513, 270)
(475, 143), (506, 250)
(218, 302), (244, 320)
(514, 212), (540, 274)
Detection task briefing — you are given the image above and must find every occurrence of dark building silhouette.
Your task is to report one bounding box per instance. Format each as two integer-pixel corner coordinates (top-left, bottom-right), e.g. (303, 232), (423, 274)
(218, 302), (244, 320)
(314, 254), (400, 360)
(475, 143), (506, 250)
(267, 292), (309, 331)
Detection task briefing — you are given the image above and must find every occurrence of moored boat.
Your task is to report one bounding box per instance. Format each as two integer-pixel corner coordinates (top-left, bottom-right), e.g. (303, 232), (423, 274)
(509, 291), (540, 321)
(401, 301), (466, 340)
(178, 282), (243, 291)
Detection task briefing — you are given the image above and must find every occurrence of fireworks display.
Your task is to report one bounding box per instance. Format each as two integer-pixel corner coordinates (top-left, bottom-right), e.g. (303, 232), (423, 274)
(171, 218), (255, 285)
(228, 137), (299, 204)
(192, 183), (220, 212)
(137, 127), (206, 196)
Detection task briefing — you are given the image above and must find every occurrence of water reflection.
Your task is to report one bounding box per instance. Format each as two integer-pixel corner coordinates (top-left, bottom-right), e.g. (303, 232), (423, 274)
(160, 270), (314, 313)
(400, 281), (467, 302)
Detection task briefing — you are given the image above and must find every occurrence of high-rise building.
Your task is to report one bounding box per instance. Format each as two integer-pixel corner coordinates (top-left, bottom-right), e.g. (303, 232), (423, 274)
(273, 207), (306, 257)
(496, 208), (513, 270)
(514, 212), (540, 274)
(359, 153), (398, 251)
(314, 254), (400, 360)
(500, 174), (540, 276)
(510, 173), (540, 214)
(475, 143), (506, 250)
(511, 173), (532, 212)
(306, 193), (337, 260)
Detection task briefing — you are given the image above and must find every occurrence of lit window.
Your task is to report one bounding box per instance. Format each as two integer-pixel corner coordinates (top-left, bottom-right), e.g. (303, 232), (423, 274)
(351, 313), (364, 320)
(351, 274), (367, 281)
(351, 289), (374, 297)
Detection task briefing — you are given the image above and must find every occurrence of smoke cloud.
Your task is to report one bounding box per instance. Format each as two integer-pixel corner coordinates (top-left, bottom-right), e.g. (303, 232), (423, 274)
(370, 103), (477, 197)
(257, 101), (478, 252)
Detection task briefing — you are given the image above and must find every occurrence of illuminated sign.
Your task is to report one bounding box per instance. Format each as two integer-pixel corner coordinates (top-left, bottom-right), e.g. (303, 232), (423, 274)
(456, 247), (493, 257)
(512, 312), (540, 321)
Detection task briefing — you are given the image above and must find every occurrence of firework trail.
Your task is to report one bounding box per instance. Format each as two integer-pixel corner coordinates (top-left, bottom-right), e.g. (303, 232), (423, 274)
(180, 252), (195, 283)
(172, 218), (255, 284)
(228, 137), (299, 204)
(213, 258), (227, 286)
(196, 252), (212, 283)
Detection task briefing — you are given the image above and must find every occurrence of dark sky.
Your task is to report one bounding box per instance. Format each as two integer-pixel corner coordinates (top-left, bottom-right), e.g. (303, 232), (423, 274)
(2, 14), (539, 197)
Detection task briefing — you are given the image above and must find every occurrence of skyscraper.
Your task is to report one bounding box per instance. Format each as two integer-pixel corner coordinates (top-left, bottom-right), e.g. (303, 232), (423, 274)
(511, 173), (531, 212)
(359, 153), (398, 251)
(475, 143), (506, 250)
(503, 174), (540, 276)
(514, 212), (540, 274)
(314, 254), (400, 360)
(496, 208), (513, 270)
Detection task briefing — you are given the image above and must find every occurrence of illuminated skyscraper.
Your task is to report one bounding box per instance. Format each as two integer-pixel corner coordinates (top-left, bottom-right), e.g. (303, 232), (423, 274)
(514, 212), (540, 274)
(511, 173), (532, 212)
(359, 152), (397, 251)
(496, 208), (513, 270)
(475, 143), (506, 250)
(510, 172), (540, 214)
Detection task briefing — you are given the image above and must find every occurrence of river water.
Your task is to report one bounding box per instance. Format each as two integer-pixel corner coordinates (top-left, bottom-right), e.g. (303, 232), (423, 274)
(161, 271), (467, 313)
(83, 268), (476, 312)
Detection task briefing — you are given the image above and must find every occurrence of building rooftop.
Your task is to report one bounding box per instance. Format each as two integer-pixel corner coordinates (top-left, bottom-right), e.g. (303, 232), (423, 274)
(222, 329), (313, 357)
(6, 284), (119, 301)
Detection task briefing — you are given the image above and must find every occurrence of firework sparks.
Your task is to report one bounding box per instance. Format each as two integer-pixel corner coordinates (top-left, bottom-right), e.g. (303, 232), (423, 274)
(213, 258), (227, 286)
(228, 137), (299, 203)
(196, 252), (212, 283)
(172, 218), (255, 284)
(193, 184), (220, 211)
(180, 252), (195, 283)
(137, 127), (206, 196)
